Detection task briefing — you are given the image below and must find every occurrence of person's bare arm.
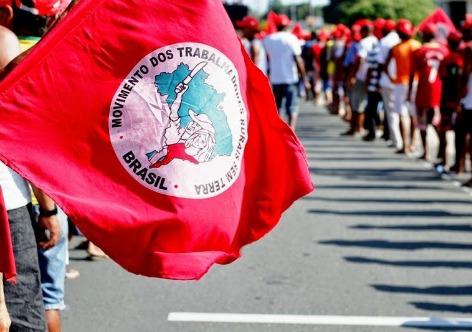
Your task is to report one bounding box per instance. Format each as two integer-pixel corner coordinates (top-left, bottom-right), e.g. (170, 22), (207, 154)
(294, 54), (311, 91)
(383, 48), (395, 83)
(0, 0), (80, 80)
(31, 186), (61, 250)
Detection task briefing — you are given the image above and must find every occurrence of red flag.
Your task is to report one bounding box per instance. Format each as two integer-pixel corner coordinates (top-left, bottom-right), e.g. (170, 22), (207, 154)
(264, 10), (279, 35)
(0, 185), (16, 283)
(0, 0), (313, 280)
(291, 23), (305, 40)
(417, 8), (460, 44)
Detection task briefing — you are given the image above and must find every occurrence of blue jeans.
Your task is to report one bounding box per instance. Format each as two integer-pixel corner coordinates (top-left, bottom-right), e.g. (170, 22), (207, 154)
(34, 205), (68, 311)
(271, 83), (300, 117)
(3, 204), (47, 332)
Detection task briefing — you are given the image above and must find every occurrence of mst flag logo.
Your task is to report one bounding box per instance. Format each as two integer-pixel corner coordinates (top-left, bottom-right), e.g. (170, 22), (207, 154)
(109, 43), (248, 199)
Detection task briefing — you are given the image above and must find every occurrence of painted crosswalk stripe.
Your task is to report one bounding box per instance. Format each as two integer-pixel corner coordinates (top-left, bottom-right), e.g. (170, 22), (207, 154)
(168, 313), (472, 328)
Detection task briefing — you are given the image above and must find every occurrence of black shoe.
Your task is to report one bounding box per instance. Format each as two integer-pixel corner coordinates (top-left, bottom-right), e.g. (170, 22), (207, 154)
(362, 135), (375, 141)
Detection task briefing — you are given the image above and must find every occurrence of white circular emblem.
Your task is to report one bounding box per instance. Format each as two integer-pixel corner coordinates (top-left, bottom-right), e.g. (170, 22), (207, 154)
(109, 42), (248, 199)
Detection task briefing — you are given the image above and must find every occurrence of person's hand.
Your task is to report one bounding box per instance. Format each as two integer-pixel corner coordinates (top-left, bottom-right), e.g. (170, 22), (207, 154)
(37, 215), (61, 250)
(0, 301), (11, 332)
(432, 109), (441, 127)
(303, 78), (312, 94)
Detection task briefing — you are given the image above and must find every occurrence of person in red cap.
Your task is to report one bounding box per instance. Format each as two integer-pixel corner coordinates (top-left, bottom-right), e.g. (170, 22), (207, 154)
(343, 19), (378, 136)
(236, 16), (267, 76)
(456, 14), (472, 186)
(263, 13), (311, 129)
(436, 30), (464, 173)
(384, 19), (421, 154)
(330, 24), (350, 115)
(411, 23), (449, 161)
(311, 29), (331, 106)
(376, 19), (400, 146)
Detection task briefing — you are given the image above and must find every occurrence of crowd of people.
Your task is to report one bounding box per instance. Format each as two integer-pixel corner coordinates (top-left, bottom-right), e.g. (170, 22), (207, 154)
(236, 12), (472, 187)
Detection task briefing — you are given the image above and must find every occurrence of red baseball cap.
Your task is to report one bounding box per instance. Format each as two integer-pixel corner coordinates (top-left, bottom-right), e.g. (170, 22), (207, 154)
(447, 30), (463, 43)
(317, 29), (329, 41)
(0, 0), (11, 6)
(383, 19), (396, 33)
(14, 0), (69, 16)
(461, 13), (472, 30)
(275, 14), (292, 27)
(235, 16), (259, 31)
(396, 19), (415, 36)
(374, 18), (386, 30)
(422, 22), (437, 36)
(355, 19), (374, 28)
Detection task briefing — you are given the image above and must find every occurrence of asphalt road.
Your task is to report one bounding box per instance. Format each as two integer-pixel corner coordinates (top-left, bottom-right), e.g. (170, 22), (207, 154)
(62, 100), (472, 332)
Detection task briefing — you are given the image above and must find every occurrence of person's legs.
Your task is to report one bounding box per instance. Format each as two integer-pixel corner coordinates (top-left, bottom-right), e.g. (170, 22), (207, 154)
(382, 87), (400, 148)
(436, 107), (453, 165)
(363, 92), (382, 140)
(3, 204), (47, 332)
(452, 109), (467, 173)
(36, 207), (68, 332)
(407, 83), (418, 152)
(393, 84), (409, 153)
(271, 84), (285, 115)
(417, 107), (429, 159)
(285, 83), (300, 130)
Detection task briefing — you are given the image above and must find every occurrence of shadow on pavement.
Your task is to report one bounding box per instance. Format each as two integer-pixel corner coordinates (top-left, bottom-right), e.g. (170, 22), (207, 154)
(410, 302), (472, 314)
(372, 284), (472, 296)
(351, 223), (472, 232)
(344, 256), (472, 269)
(309, 209), (471, 218)
(319, 239), (472, 250)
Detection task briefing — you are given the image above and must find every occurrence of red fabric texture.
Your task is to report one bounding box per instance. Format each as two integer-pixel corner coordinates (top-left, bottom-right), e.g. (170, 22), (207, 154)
(0, 0), (313, 280)
(417, 8), (460, 44)
(0, 185), (16, 283)
(264, 11), (278, 35)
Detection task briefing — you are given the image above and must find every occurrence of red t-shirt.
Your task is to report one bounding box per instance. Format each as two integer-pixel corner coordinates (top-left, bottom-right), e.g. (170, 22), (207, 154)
(413, 43), (449, 108)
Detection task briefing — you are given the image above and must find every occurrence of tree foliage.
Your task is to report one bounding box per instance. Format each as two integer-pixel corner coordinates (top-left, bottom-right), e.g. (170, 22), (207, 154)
(323, 0), (437, 26)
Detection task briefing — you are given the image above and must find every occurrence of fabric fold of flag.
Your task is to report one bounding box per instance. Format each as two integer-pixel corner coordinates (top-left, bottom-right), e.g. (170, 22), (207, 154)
(0, 185), (16, 283)
(0, 0), (314, 280)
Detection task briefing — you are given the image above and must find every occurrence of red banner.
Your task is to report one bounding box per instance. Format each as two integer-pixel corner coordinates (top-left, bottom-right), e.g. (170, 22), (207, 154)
(0, 0), (313, 279)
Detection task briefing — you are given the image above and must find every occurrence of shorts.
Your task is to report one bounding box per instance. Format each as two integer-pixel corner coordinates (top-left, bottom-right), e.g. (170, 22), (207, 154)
(35, 205), (68, 311)
(271, 83), (300, 116)
(393, 83), (417, 116)
(3, 204), (47, 332)
(322, 79), (332, 92)
(350, 80), (367, 113)
(439, 106), (455, 132)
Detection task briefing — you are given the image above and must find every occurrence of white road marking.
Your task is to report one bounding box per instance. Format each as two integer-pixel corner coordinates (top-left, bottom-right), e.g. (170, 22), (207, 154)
(168, 313), (472, 328)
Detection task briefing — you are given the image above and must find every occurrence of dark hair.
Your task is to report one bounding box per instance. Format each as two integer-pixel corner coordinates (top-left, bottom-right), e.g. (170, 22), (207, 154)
(12, 4), (49, 37)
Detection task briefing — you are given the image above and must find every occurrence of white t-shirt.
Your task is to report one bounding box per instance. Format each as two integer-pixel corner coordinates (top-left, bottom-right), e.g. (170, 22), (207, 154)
(377, 31), (401, 89)
(263, 31), (302, 85)
(0, 162), (31, 211)
(247, 39), (268, 76)
(355, 35), (378, 81)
